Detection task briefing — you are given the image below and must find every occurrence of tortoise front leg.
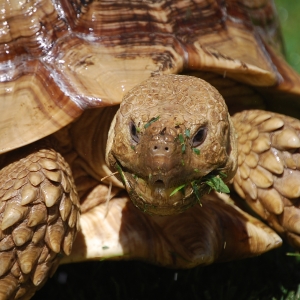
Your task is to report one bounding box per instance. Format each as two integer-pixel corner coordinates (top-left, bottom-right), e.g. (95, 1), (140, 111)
(232, 110), (300, 249)
(0, 146), (80, 300)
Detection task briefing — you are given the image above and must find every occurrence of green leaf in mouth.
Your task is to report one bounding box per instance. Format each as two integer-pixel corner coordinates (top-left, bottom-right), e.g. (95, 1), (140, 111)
(192, 148), (200, 155)
(144, 116), (160, 129)
(178, 134), (186, 153)
(181, 144), (186, 153)
(169, 172), (229, 206)
(219, 172), (227, 178)
(205, 175), (230, 194)
(115, 163), (126, 185)
(178, 133), (184, 144)
(191, 181), (202, 206)
(170, 184), (186, 197)
(185, 129), (190, 137)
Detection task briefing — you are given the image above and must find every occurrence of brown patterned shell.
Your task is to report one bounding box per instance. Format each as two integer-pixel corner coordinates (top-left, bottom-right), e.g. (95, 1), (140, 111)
(1, 0), (300, 154)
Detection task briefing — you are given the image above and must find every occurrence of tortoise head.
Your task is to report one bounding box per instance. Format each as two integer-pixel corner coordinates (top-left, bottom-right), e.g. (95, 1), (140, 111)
(106, 75), (238, 215)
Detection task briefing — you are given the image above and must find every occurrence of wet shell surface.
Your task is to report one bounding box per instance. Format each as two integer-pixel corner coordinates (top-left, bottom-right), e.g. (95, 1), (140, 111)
(1, 0), (300, 154)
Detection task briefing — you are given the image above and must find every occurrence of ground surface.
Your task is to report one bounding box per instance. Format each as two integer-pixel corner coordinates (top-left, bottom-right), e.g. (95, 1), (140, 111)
(34, 245), (300, 300)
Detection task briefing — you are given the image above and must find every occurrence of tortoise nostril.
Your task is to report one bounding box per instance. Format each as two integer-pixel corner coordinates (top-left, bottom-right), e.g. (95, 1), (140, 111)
(153, 145), (170, 152)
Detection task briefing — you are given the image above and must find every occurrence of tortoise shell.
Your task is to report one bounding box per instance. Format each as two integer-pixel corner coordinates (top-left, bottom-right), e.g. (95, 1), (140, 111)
(1, 0), (300, 155)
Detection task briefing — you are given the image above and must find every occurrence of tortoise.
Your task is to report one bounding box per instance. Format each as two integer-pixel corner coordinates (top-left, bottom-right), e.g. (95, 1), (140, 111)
(1, 0), (300, 299)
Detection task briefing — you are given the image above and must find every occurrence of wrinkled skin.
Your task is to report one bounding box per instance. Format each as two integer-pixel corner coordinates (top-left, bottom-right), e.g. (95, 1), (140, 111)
(106, 75), (237, 215)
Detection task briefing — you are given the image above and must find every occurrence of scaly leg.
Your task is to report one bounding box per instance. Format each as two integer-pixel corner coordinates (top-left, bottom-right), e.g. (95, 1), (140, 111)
(232, 110), (300, 248)
(0, 145), (80, 299)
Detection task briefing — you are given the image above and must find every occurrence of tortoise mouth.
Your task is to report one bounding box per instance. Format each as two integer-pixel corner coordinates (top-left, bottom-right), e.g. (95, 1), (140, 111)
(126, 173), (198, 215)
(114, 161), (210, 215)
(153, 179), (165, 188)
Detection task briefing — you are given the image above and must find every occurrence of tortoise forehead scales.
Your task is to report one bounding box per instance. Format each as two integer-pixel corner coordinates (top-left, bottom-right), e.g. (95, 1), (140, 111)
(120, 75), (228, 126)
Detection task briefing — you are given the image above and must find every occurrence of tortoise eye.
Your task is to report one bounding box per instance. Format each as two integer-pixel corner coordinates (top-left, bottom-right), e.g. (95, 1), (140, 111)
(192, 127), (207, 147)
(130, 121), (140, 143)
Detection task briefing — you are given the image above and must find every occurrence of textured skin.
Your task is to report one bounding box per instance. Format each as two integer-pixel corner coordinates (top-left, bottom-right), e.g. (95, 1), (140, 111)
(0, 147), (80, 299)
(107, 75), (237, 215)
(232, 110), (300, 249)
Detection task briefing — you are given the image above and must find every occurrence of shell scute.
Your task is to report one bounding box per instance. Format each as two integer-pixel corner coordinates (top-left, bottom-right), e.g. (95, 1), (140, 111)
(1, 0), (300, 154)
